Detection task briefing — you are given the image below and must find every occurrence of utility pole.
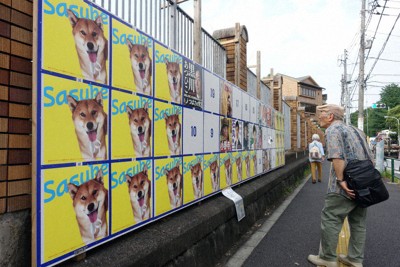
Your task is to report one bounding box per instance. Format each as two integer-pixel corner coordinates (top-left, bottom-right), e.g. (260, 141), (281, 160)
(358, 0), (366, 131)
(193, 0), (202, 64)
(343, 49), (350, 125)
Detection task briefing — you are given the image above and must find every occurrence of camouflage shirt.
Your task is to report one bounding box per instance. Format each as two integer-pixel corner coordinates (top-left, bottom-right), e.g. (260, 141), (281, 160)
(325, 120), (373, 197)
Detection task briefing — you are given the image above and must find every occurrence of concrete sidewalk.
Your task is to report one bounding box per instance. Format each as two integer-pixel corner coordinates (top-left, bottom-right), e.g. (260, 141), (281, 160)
(225, 160), (400, 267)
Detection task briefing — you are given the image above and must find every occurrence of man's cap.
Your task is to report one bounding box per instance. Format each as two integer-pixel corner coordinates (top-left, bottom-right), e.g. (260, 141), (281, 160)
(316, 104), (344, 119)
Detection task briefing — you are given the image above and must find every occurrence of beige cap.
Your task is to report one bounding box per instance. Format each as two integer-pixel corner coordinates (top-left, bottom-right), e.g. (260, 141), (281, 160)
(317, 104), (345, 119)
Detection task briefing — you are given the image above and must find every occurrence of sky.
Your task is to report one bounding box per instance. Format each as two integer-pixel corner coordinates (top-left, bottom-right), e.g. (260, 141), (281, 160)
(180, 0), (400, 111)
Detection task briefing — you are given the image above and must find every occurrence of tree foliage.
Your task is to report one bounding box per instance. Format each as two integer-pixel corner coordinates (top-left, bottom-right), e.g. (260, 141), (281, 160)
(380, 83), (400, 109)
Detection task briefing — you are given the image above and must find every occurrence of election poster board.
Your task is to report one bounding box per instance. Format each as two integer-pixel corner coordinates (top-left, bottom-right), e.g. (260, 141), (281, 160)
(34, 1), (286, 266)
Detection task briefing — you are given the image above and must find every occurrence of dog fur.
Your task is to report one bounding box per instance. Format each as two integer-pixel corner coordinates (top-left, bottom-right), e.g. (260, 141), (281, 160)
(165, 163), (183, 208)
(236, 157), (242, 181)
(126, 165), (151, 223)
(67, 92), (108, 161)
(245, 155), (251, 178)
(165, 59), (182, 103)
(164, 112), (181, 155)
(127, 40), (152, 95)
(210, 160), (219, 192)
(67, 9), (108, 84)
(224, 158), (232, 186)
(190, 162), (203, 199)
(68, 170), (108, 244)
(253, 154), (257, 175)
(221, 83), (232, 117)
(127, 102), (151, 157)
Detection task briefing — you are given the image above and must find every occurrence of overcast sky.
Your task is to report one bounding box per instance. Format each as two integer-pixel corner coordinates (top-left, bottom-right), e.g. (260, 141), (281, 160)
(180, 0), (400, 110)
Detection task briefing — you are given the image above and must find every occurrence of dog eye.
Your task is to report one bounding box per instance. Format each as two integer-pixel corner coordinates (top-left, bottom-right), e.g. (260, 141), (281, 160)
(134, 119), (138, 123)
(92, 32), (97, 37)
(92, 190), (97, 196)
(141, 117), (145, 121)
(80, 112), (86, 117)
(140, 180), (144, 185)
(91, 110), (97, 116)
(134, 54), (139, 59)
(80, 30), (86, 36)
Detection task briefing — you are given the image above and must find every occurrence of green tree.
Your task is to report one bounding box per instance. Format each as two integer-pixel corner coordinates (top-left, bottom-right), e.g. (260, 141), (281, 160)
(350, 107), (387, 137)
(380, 83), (400, 108)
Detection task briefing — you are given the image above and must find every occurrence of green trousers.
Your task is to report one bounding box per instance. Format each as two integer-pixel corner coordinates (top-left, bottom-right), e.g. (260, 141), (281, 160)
(319, 193), (367, 263)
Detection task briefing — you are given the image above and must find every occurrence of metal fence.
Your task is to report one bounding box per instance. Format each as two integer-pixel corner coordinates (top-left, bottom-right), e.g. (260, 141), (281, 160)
(91, 0), (226, 78)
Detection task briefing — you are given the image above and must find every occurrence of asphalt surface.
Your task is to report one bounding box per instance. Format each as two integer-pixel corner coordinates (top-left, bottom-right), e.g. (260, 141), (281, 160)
(230, 160), (400, 267)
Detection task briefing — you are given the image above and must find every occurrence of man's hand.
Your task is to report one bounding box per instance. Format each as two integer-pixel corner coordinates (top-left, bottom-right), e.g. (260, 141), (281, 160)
(338, 181), (356, 199)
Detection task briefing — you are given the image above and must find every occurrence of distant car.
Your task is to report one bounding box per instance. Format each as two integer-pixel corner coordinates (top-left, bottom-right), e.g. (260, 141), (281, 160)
(381, 129), (397, 135)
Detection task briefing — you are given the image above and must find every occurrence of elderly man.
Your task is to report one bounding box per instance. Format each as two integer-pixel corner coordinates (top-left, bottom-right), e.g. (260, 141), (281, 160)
(307, 104), (372, 267)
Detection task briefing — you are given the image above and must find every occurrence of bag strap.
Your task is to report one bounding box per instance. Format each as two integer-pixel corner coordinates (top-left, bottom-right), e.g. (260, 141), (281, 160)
(349, 126), (371, 160)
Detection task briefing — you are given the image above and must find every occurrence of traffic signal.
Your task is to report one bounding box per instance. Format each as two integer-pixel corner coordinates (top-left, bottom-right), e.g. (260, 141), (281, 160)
(371, 103), (386, 109)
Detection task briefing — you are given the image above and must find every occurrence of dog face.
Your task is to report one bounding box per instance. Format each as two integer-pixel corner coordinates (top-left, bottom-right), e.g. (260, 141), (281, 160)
(67, 9), (108, 83)
(236, 157), (242, 181)
(191, 163), (203, 199)
(165, 163), (182, 208)
(245, 155), (251, 177)
(127, 41), (152, 93)
(68, 170), (108, 243)
(224, 158), (232, 185)
(67, 92), (107, 159)
(127, 102), (151, 156)
(164, 112), (181, 154)
(210, 160), (219, 191)
(165, 59), (181, 101)
(126, 165), (151, 208)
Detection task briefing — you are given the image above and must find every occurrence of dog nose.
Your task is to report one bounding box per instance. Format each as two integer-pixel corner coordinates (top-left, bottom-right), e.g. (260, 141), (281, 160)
(87, 122), (94, 130)
(173, 183), (177, 189)
(138, 126), (143, 133)
(139, 62), (144, 70)
(88, 203), (94, 212)
(138, 191), (143, 198)
(87, 42), (94, 50)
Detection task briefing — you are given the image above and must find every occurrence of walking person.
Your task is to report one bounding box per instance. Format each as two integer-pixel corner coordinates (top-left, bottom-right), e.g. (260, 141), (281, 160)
(307, 104), (372, 267)
(309, 133), (325, 183)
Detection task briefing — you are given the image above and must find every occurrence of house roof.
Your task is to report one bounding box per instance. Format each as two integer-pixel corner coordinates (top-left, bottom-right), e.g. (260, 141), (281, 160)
(213, 25), (249, 42)
(276, 73), (323, 89)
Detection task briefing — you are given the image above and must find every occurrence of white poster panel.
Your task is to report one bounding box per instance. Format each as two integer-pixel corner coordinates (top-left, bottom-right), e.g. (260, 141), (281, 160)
(262, 126), (268, 149)
(232, 86), (242, 120)
(242, 93), (250, 122)
(271, 129), (276, 149)
(203, 70), (220, 114)
(257, 150), (263, 175)
(250, 97), (258, 124)
(183, 108), (204, 154)
(203, 112), (220, 153)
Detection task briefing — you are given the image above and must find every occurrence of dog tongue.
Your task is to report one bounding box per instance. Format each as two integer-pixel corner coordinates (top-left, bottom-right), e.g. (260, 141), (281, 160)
(139, 70), (145, 79)
(138, 197), (144, 207)
(172, 135), (176, 143)
(88, 131), (97, 142)
(88, 52), (97, 63)
(139, 133), (144, 142)
(88, 210), (98, 223)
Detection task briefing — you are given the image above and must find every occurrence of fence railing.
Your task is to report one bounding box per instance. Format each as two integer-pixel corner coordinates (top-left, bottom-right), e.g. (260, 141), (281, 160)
(90, 0), (226, 78)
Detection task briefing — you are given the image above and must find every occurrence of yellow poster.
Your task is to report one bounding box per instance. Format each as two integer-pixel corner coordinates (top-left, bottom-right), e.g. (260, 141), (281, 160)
(183, 155), (203, 204)
(42, 163), (109, 262)
(111, 90), (153, 159)
(153, 101), (182, 157)
(219, 153), (233, 189)
(203, 154), (220, 195)
(111, 160), (152, 233)
(111, 19), (153, 95)
(250, 150), (257, 177)
(154, 43), (183, 104)
(154, 157), (183, 216)
(242, 151), (251, 180)
(43, 0), (109, 84)
(232, 152), (243, 183)
(42, 74), (109, 164)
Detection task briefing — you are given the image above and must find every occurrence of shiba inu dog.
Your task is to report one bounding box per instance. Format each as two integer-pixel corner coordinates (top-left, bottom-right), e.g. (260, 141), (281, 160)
(67, 92), (108, 161)
(236, 157), (242, 181)
(210, 160), (219, 192)
(126, 165), (151, 223)
(221, 83), (232, 117)
(165, 59), (181, 103)
(245, 155), (251, 178)
(263, 151), (270, 172)
(224, 158), (232, 186)
(164, 112), (181, 155)
(190, 162), (203, 199)
(127, 102), (151, 157)
(165, 163), (182, 209)
(67, 9), (108, 84)
(68, 170), (108, 244)
(253, 154), (257, 175)
(127, 40), (152, 95)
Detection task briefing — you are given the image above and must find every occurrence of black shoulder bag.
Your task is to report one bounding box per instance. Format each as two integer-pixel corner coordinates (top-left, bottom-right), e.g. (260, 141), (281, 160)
(343, 127), (389, 208)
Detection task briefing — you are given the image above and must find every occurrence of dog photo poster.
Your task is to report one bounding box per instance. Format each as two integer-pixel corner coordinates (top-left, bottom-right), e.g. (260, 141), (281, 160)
(111, 90), (153, 159)
(183, 58), (203, 109)
(43, 1), (110, 84)
(42, 74), (109, 164)
(183, 155), (204, 204)
(154, 42), (183, 104)
(203, 154), (220, 194)
(154, 157), (183, 216)
(111, 160), (152, 233)
(112, 19), (153, 95)
(154, 101), (182, 157)
(219, 153), (233, 188)
(42, 164), (109, 262)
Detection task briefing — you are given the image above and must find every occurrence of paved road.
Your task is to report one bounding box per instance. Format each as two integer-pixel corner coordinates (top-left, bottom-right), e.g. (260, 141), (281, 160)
(226, 160), (400, 267)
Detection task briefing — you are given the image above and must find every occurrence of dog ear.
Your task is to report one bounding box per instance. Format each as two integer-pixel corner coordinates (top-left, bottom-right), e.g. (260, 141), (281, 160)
(142, 164), (148, 175)
(143, 102), (148, 113)
(164, 58), (170, 66)
(164, 113), (169, 121)
(95, 15), (104, 31)
(67, 9), (79, 28)
(67, 95), (78, 112)
(68, 183), (79, 200)
(126, 39), (134, 52)
(125, 174), (132, 186)
(94, 170), (104, 185)
(126, 106), (133, 118)
(95, 92), (103, 107)
(164, 169), (169, 176)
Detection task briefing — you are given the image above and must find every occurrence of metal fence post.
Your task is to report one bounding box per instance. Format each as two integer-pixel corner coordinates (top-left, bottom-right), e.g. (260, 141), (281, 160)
(391, 158), (395, 183)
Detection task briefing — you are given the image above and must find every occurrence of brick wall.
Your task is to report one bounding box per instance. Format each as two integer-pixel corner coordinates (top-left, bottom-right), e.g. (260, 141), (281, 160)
(0, 0), (33, 214)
